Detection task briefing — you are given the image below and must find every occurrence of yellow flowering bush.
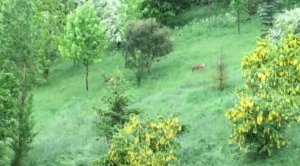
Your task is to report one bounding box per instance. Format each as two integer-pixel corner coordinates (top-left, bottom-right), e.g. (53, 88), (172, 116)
(94, 115), (184, 166)
(227, 33), (300, 155)
(226, 93), (298, 155)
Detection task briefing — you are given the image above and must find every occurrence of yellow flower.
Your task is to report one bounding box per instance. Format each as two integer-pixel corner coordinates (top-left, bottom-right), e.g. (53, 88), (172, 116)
(279, 61), (284, 66)
(124, 125), (133, 134)
(257, 72), (267, 83)
(257, 114), (263, 125)
(145, 134), (151, 144)
(297, 64), (300, 71)
(279, 71), (289, 77)
(292, 59), (298, 65)
(251, 53), (259, 61)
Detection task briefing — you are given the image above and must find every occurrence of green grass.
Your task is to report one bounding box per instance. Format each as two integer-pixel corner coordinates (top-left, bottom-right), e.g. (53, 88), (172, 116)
(25, 7), (300, 166)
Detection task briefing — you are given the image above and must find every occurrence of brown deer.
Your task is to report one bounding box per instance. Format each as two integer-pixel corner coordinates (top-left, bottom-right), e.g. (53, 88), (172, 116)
(192, 64), (205, 71)
(102, 74), (114, 83)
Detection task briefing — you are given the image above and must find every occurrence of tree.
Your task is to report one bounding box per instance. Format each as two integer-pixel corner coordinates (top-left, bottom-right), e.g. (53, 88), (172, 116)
(95, 70), (140, 141)
(36, 0), (74, 81)
(122, 19), (173, 85)
(94, 0), (124, 46)
(214, 48), (228, 90)
(59, 1), (107, 91)
(0, 73), (19, 166)
(258, 0), (277, 37)
(139, 0), (194, 24)
(231, 0), (249, 34)
(269, 8), (300, 43)
(0, 0), (42, 165)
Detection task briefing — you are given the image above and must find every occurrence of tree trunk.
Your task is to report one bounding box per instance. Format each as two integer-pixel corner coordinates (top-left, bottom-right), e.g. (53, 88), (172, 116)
(237, 10), (241, 34)
(147, 64), (152, 75)
(43, 68), (49, 81)
(85, 63), (89, 91)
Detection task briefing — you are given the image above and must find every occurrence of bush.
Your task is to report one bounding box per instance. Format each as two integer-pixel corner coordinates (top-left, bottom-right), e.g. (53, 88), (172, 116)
(226, 33), (300, 156)
(94, 115), (184, 166)
(122, 18), (173, 85)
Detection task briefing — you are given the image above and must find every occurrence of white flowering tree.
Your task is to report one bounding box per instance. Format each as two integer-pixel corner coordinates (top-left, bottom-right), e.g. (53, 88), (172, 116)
(93, 0), (142, 45)
(269, 8), (300, 43)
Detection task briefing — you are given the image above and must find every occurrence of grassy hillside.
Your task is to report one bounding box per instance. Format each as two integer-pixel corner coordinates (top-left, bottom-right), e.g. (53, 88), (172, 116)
(25, 7), (300, 166)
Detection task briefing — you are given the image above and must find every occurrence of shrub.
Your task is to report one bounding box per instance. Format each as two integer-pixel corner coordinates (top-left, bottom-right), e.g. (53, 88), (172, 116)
(226, 33), (300, 155)
(94, 115), (184, 166)
(122, 18), (173, 85)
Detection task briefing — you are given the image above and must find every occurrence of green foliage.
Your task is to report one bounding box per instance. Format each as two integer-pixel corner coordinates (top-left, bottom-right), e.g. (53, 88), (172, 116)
(122, 18), (173, 85)
(0, 0), (43, 165)
(59, 1), (107, 90)
(0, 72), (19, 165)
(96, 70), (140, 141)
(277, 0), (297, 10)
(258, 0), (277, 37)
(139, 0), (175, 24)
(139, 0), (193, 24)
(36, 0), (72, 81)
(230, 0), (249, 34)
(227, 33), (300, 155)
(121, 0), (143, 21)
(94, 115), (184, 166)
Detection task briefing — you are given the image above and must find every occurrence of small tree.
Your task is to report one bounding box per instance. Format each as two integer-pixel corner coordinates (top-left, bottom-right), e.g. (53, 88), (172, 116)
(122, 18), (173, 84)
(231, 0), (249, 34)
(214, 48), (228, 90)
(95, 70), (140, 141)
(94, 115), (184, 166)
(0, 0), (42, 165)
(258, 0), (277, 37)
(59, 1), (107, 91)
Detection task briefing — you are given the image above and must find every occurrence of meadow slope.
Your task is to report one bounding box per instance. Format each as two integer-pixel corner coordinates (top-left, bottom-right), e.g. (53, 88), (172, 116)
(25, 7), (300, 166)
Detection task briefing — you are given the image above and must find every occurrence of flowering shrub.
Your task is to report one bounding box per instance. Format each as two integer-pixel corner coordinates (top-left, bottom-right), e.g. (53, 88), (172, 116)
(269, 8), (300, 43)
(227, 33), (300, 155)
(94, 0), (142, 44)
(94, 115), (184, 166)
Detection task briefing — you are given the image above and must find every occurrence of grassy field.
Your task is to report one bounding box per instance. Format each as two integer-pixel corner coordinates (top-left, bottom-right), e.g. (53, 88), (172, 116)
(24, 6), (300, 166)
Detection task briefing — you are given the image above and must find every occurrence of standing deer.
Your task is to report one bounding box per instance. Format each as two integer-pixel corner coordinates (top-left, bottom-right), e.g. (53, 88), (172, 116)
(102, 74), (114, 83)
(192, 64), (205, 71)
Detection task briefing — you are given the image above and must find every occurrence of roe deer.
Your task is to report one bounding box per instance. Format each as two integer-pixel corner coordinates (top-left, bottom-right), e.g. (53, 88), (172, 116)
(192, 64), (205, 71)
(102, 74), (114, 83)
